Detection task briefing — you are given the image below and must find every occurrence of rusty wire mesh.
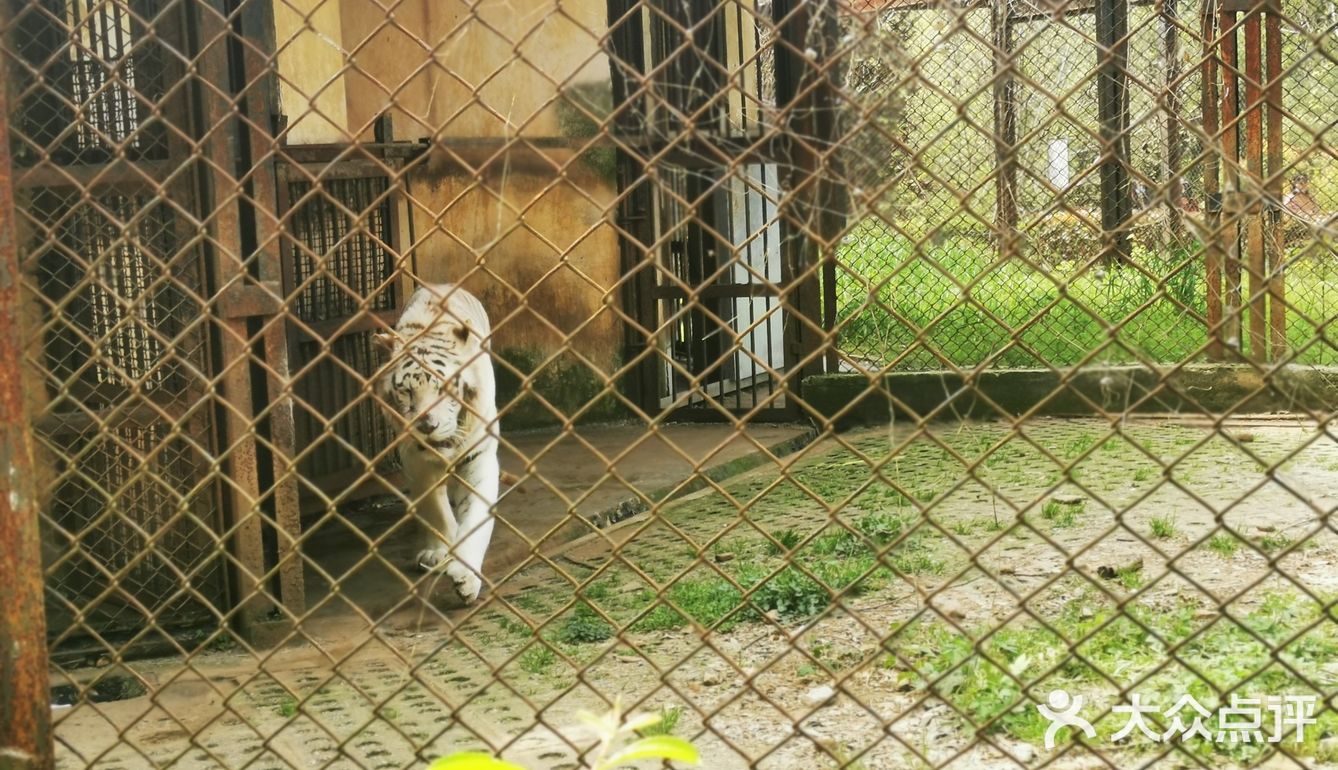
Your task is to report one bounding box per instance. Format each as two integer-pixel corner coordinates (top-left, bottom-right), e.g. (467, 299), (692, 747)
(3, 0), (1338, 767)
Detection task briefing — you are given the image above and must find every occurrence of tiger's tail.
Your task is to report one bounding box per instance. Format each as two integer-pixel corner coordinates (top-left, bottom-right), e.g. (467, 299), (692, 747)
(500, 470), (527, 492)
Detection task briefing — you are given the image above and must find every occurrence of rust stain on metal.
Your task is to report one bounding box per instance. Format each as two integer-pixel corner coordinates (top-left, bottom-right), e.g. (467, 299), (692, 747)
(1264, 10), (1286, 359)
(1243, 10), (1267, 360)
(0, 56), (54, 770)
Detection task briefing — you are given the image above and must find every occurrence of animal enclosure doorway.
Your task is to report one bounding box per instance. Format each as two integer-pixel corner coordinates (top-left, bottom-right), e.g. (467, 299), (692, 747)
(654, 164), (789, 416)
(610, 0), (820, 421)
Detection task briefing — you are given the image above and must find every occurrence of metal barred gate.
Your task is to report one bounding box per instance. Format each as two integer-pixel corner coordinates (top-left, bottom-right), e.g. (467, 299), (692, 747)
(609, 0), (843, 421)
(11, 0), (229, 647)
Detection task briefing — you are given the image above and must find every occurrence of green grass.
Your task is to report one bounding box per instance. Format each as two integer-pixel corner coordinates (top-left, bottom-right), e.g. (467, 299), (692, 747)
(602, 512), (940, 635)
(553, 603), (614, 644)
(637, 705), (683, 737)
(1061, 433), (1097, 460)
(883, 588), (1338, 761)
(519, 645), (557, 675)
(1259, 533), (1292, 553)
(1207, 533), (1239, 558)
(767, 528), (802, 555)
(836, 226), (1338, 369)
(495, 614), (534, 638)
(949, 519), (982, 537)
(1115, 564), (1144, 589)
(631, 578), (749, 633)
(1040, 499), (1084, 529)
(1149, 515), (1177, 539)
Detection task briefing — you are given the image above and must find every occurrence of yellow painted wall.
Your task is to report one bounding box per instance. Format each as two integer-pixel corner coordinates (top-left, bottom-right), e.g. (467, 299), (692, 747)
(279, 0), (624, 422)
(273, 0), (352, 144)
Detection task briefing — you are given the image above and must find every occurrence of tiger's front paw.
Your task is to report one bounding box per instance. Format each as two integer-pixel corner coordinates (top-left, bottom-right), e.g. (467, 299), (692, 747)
(416, 545), (451, 572)
(444, 561), (482, 605)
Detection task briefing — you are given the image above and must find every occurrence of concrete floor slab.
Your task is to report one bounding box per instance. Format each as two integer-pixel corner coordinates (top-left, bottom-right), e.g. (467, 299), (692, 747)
(299, 422), (813, 628)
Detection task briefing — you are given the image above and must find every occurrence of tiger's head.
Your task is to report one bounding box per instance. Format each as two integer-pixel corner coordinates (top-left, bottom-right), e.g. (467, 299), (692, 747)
(372, 322), (483, 452)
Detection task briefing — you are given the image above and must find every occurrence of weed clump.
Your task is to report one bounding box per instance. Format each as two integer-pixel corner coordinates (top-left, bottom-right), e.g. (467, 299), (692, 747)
(555, 602), (614, 644)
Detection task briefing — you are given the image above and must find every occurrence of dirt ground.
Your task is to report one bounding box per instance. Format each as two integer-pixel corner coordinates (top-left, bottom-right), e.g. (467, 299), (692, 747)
(51, 416), (1338, 770)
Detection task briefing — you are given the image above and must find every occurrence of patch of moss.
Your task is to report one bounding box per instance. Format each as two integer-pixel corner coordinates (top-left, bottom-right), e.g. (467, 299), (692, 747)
(555, 82), (617, 182)
(494, 348), (626, 429)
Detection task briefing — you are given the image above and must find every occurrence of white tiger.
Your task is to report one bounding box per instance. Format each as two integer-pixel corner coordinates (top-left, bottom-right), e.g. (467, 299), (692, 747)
(373, 283), (499, 605)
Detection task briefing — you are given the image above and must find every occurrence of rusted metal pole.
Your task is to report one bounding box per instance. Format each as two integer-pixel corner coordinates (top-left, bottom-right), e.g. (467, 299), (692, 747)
(1265, 6), (1285, 360)
(1201, 2), (1224, 360)
(195, 0), (277, 642)
(0, 55), (55, 770)
(1243, 8), (1267, 360)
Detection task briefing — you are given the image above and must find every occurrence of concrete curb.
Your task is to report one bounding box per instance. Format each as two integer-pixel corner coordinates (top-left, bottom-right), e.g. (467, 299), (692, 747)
(801, 364), (1338, 428)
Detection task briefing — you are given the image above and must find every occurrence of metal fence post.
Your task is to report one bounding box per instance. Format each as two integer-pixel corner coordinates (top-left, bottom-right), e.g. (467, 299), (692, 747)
(0, 53), (54, 770)
(1096, 0), (1133, 266)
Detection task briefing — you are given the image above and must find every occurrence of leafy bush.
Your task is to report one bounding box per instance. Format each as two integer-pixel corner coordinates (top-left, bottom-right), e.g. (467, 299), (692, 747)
(428, 700), (698, 770)
(554, 602), (613, 644)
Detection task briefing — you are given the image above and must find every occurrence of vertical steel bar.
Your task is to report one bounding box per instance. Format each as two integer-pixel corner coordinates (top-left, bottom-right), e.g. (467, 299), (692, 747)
(774, 0), (823, 391)
(193, 0), (277, 640)
(1162, 0), (1183, 235)
(992, 0), (1019, 259)
(1243, 8), (1266, 360)
(1219, 7), (1242, 353)
(1096, 0), (1133, 265)
(607, 0), (661, 415)
(1201, 1), (1224, 360)
(237, 0), (305, 623)
(0, 54), (54, 770)
(1265, 7), (1285, 360)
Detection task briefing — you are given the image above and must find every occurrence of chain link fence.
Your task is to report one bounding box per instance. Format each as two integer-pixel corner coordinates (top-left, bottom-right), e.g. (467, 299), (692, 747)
(1, 0), (1337, 768)
(837, 0), (1337, 371)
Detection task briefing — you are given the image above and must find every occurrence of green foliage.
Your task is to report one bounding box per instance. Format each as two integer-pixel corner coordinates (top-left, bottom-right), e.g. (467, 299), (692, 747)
(495, 615), (534, 638)
(1061, 433), (1097, 460)
(882, 589), (1338, 757)
(639, 577), (750, 631)
(1040, 499), (1084, 528)
(626, 512), (938, 631)
(1149, 515), (1177, 539)
(1115, 565), (1144, 589)
(766, 528), (803, 554)
(1207, 533), (1239, 558)
(835, 226), (1338, 369)
(429, 701), (699, 770)
(748, 567), (833, 620)
(637, 705), (683, 737)
(554, 603), (614, 644)
(1259, 533), (1292, 553)
(429, 753), (527, 770)
(519, 645), (556, 675)
(856, 511), (907, 543)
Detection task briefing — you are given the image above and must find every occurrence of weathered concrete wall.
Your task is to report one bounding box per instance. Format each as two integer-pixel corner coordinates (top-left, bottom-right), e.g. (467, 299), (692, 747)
(802, 365), (1338, 428)
(279, 0), (625, 427)
(407, 154), (623, 427)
